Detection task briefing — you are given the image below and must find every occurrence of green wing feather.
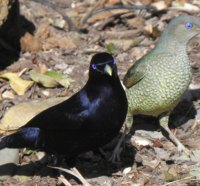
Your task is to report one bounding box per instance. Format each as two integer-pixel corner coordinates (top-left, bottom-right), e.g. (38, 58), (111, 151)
(123, 58), (148, 88)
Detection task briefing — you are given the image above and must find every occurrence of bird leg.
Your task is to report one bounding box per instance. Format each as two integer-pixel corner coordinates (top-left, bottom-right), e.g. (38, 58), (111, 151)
(159, 114), (192, 157)
(109, 115), (133, 162)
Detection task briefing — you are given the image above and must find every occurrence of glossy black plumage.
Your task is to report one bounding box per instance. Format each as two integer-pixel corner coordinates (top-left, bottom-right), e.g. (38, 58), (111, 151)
(0, 53), (127, 159)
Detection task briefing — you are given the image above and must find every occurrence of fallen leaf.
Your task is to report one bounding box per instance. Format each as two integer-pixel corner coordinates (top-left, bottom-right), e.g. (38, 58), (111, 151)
(29, 70), (58, 88)
(87, 11), (113, 24)
(44, 70), (63, 79)
(42, 37), (58, 50)
(35, 23), (51, 40)
(152, 1), (168, 10)
(140, 0), (153, 5)
(2, 91), (15, 99)
(0, 96), (69, 133)
(171, 2), (200, 12)
(176, 0), (186, 5)
(0, 72), (34, 96)
(106, 39), (142, 51)
(42, 36), (77, 50)
(106, 0), (120, 5)
(57, 37), (77, 49)
(164, 165), (188, 182)
(29, 70), (72, 88)
(130, 136), (153, 149)
(126, 17), (145, 29)
(144, 24), (161, 39)
(38, 63), (48, 74)
(190, 161), (200, 180)
(165, 0), (173, 6)
(20, 32), (42, 52)
(13, 175), (31, 183)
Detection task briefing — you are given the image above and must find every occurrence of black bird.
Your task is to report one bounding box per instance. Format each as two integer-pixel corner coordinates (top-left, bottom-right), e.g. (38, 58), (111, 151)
(0, 52), (128, 160)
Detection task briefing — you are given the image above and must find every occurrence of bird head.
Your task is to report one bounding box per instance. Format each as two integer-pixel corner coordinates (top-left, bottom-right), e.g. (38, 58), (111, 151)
(160, 15), (200, 44)
(89, 52), (117, 81)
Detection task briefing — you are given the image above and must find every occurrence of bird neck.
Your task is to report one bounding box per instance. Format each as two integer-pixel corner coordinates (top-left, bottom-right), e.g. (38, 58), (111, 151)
(152, 26), (193, 55)
(153, 36), (188, 55)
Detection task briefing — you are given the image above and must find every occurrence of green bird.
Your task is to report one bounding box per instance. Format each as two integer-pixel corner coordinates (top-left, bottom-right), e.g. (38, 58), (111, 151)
(111, 15), (200, 161)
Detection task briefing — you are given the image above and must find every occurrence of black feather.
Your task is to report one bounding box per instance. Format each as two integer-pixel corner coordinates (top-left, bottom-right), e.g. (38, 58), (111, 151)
(0, 52), (127, 159)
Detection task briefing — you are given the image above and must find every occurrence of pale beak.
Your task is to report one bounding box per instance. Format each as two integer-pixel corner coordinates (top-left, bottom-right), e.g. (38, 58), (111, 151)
(104, 64), (112, 76)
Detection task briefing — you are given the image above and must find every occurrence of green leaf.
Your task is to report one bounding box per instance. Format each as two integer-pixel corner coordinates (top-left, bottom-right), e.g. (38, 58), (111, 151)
(106, 43), (116, 54)
(44, 70), (63, 79)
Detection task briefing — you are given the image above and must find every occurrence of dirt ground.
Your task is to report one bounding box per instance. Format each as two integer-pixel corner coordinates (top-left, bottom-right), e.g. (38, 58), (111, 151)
(1, 0), (200, 185)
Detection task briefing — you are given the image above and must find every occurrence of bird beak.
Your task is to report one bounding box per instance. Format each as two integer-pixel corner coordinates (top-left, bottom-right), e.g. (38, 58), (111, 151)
(104, 64), (112, 76)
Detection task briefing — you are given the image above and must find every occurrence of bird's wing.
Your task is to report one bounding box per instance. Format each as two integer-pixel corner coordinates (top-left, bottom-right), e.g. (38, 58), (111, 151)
(123, 57), (148, 88)
(123, 52), (174, 88)
(22, 92), (91, 131)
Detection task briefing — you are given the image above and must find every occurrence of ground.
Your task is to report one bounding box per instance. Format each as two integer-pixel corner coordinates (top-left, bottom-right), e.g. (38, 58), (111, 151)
(1, 0), (200, 185)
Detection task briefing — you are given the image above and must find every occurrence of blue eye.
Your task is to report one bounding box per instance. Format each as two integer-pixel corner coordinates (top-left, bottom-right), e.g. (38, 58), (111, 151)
(113, 60), (116, 65)
(92, 64), (97, 70)
(185, 22), (193, 29)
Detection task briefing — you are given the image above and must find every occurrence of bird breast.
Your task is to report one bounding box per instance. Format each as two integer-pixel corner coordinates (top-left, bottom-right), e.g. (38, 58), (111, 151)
(127, 53), (192, 116)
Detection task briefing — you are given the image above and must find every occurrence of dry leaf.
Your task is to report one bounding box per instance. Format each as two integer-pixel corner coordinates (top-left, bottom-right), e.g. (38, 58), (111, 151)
(171, 2), (200, 12)
(0, 72), (34, 96)
(57, 37), (77, 49)
(152, 1), (168, 10)
(0, 97), (69, 133)
(42, 37), (58, 50)
(131, 136), (153, 148)
(35, 23), (51, 40)
(126, 17), (145, 29)
(106, 0), (120, 5)
(87, 11), (113, 24)
(20, 32), (42, 52)
(144, 24), (161, 38)
(38, 63), (48, 74)
(2, 91), (15, 99)
(13, 175), (31, 183)
(106, 39), (142, 51)
(140, 0), (153, 5)
(164, 0), (173, 6)
(176, 0), (186, 5)
(164, 165), (188, 182)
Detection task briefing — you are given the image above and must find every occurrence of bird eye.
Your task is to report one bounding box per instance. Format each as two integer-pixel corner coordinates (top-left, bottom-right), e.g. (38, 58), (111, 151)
(185, 22), (193, 29)
(92, 64), (97, 70)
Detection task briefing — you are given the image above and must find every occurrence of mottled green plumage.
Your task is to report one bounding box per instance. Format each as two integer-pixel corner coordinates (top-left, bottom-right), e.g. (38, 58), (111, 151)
(111, 15), (200, 161)
(125, 47), (192, 117)
(124, 15), (200, 153)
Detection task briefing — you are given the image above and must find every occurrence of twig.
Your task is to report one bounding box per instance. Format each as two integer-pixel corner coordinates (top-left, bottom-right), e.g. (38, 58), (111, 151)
(48, 166), (92, 186)
(162, 176), (196, 186)
(72, 167), (92, 186)
(58, 174), (72, 186)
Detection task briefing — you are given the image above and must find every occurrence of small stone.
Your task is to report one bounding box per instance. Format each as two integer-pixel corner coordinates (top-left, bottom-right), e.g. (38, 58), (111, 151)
(123, 167), (132, 174)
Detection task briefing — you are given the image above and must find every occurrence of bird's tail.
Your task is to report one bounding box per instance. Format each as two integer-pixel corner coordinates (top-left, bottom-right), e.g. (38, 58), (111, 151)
(0, 127), (41, 150)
